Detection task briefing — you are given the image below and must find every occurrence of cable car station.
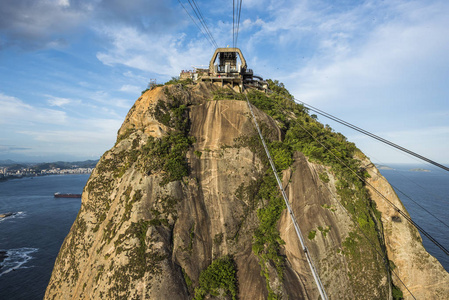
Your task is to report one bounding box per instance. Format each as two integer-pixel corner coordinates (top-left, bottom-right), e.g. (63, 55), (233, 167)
(180, 48), (267, 91)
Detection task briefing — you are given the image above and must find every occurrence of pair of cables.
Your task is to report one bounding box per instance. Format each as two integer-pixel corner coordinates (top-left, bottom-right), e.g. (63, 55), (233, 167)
(233, 0), (243, 48)
(294, 98), (449, 173)
(179, 0), (244, 49)
(178, 0), (218, 48)
(259, 88), (449, 298)
(285, 95), (449, 256)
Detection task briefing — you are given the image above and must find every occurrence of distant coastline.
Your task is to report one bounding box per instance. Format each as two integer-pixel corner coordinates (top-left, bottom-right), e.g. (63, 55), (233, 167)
(0, 159), (98, 183)
(375, 164), (437, 173)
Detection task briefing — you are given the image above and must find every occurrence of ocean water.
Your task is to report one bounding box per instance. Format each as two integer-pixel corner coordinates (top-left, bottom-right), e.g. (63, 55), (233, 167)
(0, 168), (447, 299)
(378, 164), (449, 272)
(0, 174), (88, 300)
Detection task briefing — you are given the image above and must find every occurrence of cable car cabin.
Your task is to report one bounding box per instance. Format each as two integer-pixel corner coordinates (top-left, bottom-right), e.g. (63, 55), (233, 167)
(192, 48), (267, 91)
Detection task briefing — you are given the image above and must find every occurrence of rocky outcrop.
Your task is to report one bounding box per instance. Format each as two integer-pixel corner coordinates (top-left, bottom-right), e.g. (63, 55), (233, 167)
(45, 82), (449, 299)
(0, 212), (15, 218)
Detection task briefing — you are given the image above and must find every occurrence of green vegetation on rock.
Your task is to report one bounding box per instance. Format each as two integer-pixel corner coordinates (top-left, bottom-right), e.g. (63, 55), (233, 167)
(392, 284), (404, 300)
(319, 171), (330, 183)
(308, 230), (317, 240)
(182, 268), (193, 294)
(194, 256), (238, 300)
(245, 80), (389, 298)
(148, 195), (178, 228)
(214, 232), (224, 245)
(106, 219), (166, 298)
(97, 80), (390, 298)
(141, 133), (193, 185)
(138, 88), (194, 185)
(252, 171), (286, 276)
(164, 76), (193, 86)
(194, 150), (202, 158)
(212, 87), (245, 100)
(318, 225), (331, 237)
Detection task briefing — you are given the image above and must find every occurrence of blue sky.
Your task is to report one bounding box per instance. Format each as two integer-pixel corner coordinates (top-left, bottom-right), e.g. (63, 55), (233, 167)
(0, 0), (448, 166)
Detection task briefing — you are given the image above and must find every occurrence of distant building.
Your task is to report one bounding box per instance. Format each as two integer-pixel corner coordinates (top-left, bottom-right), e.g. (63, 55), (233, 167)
(180, 70), (194, 81)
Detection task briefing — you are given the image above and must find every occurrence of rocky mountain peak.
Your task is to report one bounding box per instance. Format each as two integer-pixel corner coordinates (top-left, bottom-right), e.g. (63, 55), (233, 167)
(45, 81), (449, 299)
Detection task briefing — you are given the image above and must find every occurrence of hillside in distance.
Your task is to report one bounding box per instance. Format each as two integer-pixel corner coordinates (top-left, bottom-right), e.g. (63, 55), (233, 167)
(45, 80), (449, 299)
(0, 160), (99, 171)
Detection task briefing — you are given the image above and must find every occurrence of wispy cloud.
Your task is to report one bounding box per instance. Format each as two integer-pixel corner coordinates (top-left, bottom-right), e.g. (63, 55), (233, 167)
(0, 93), (67, 125)
(16, 117), (123, 157)
(0, 0), (93, 49)
(0, 145), (32, 153)
(47, 96), (74, 107)
(1, 0), (448, 163)
(0, 91), (124, 159)
(119, 84), (142, 94)
(380, 127), (449, 142)
(19, 127), (115, 144)
(95, 25), (212, 76)
(123, 70), (148, 82)
(0, 0), (178, 50)
(87, 89), (134, 110)
(268, 1), (449, 109)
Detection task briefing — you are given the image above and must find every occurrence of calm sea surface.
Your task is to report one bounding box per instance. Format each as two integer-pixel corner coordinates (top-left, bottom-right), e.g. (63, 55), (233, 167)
(0, 167), (448, 299)
(378, 164), (449, 272)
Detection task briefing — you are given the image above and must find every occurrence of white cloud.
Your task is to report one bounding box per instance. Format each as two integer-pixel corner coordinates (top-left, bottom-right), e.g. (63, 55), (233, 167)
(0, 93), (67, 125)
(0, 92), (125, 160)
(0, 0), (92, 48)
(2, 0), (448, 164)
(16, 129), (114, 158)
(123, 70), (148, 82)
(95, 25), (213, 77)
(270, 1), (449, 109)
(47, 96), (72, 107)
(16, 117), (123, 157)
(87, 89), (134, 110)
(83, 118), (123, 134)
(347, 126), (449, 143)
(57, 0), (70, 8)
(19, 126), (115, 144)
(119, 84), (141, 94)
(235, 0), (449, 164)
(0, 0), (178, 49)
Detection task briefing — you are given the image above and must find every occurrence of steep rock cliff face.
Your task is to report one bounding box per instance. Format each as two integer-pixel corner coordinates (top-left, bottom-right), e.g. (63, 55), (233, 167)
(45, 82), (449, 299)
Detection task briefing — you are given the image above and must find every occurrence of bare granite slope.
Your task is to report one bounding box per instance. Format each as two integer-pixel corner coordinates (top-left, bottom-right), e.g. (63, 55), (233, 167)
(45, 82), (449, 299)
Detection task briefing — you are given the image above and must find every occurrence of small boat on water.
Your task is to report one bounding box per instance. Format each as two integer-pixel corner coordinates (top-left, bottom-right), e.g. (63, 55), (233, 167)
(54, 193), (82, 198)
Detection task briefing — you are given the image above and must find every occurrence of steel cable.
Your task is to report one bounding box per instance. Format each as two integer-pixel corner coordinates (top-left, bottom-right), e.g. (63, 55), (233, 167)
(190, 0), (218, 48)
(244, 92), (329, 300)
(292, 120), (449, 256)
(294, 98), (449, 173)
(235, 0), (243, 47)
(178, 0), (215, 47)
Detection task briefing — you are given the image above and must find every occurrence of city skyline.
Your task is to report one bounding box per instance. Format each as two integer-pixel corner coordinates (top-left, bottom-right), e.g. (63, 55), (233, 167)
(1, 0), (448, 167)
